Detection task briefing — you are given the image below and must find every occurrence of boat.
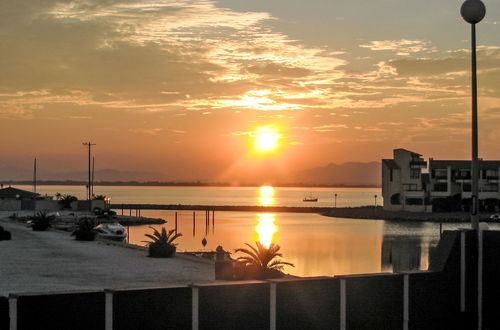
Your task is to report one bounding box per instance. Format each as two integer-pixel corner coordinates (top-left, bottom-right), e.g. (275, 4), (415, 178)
(93, 223), (127, 241)
(303, 194), (318, 202)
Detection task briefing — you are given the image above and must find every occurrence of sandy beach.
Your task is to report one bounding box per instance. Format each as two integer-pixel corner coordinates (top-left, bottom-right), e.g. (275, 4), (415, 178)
(0, 216), (214, 296)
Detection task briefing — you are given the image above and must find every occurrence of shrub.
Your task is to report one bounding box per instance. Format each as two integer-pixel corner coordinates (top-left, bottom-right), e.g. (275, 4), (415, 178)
(0, 225), (11, 241)
(143, 227), (182, 258)
(72, 218), (97, 241)
(59, 194), (78, 209)
(30, 210), (55, 231)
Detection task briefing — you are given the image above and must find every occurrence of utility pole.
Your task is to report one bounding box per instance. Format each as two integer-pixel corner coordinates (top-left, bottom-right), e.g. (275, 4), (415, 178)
(92, 157), (95, 198)
(83, 142), (96, 211)
(33, 158), (37, 194)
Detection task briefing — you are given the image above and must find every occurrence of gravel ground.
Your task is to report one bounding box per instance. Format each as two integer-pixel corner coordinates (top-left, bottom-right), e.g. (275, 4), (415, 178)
(0, 218), (214, 296)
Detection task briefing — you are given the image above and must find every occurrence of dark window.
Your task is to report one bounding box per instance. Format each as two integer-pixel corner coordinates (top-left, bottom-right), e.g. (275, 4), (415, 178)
(390, 169), (393, 182)
(410, 169), (420, 179)
(433, 183), (447, 192)
(390, 193), (401, 205)
(406, 198), (423, 205)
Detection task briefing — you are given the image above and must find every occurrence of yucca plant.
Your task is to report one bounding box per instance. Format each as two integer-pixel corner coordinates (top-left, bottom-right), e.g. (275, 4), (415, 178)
(143, 227), (182, 258)
(235, 242), (294, 279)
(72, 218), (97, 241)
(30, 210), (55, 231)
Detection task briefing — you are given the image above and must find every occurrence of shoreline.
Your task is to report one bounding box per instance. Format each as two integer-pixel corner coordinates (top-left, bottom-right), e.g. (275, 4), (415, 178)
(113, 204), (494, 223)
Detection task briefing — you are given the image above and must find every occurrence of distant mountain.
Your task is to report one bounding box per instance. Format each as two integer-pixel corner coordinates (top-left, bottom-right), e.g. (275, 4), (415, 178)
(0, 167), (166, 182)
(0, 162), (382, 187)
(291, 162), (381, 186)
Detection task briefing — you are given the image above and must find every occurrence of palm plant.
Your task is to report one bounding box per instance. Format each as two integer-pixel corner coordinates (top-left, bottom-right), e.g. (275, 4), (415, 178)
(59, 194), (78, 209)
(72, 218), (97, 241)
(235, 242), (294, 279)
(143, 227), (182, 258)
(30, 210), (55, 231)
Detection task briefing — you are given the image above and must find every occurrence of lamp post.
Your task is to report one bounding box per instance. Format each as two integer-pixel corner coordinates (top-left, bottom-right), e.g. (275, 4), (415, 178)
(461, 2), (486, 328)
(374, 194), (378, 207)
(461, 0), (485, 231)
(334, 193), (337, 208)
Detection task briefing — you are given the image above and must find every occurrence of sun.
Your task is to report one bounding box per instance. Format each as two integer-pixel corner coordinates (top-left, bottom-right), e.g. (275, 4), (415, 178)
(253, 126), (281, 153)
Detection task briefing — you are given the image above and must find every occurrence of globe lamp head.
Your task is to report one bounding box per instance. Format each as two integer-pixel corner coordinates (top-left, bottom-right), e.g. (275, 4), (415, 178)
(461, 0), (486, 24)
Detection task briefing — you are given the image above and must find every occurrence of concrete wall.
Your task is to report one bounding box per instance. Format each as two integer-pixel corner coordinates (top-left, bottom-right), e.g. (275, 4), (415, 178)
(14, 291), (105, 330)
(273, 277), (339, 330)
(0, 200), (21, 211)
(482, 231), (500, 330)
(196, 281), (270, 330)
(342, 273), (403, 330)
(111, 286), (192, 330)
(0, 297), (8, 330)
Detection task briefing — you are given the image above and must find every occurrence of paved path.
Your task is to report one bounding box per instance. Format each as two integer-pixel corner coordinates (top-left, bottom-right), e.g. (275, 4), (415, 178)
(0, 219), (214, 296)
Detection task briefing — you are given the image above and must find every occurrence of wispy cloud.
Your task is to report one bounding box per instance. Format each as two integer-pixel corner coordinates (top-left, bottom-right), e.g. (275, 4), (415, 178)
(359, 39), (431, 56)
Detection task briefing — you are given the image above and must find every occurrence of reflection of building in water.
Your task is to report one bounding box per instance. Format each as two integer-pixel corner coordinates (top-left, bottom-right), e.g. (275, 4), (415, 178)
(381, 236), (423, 273)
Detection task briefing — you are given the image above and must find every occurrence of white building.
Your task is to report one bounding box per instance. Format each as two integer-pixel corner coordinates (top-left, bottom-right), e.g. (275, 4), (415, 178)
(382, 149), (500, 212)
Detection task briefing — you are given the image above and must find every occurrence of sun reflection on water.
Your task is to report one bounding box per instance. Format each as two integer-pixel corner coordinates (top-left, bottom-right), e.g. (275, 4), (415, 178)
(255, 213), (277, 248)
(258, 185), (275, 206)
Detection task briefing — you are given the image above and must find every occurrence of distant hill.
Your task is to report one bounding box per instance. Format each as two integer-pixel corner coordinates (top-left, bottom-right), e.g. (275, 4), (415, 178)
(291, 162), (381, 187)
(0, 162), (382, 187)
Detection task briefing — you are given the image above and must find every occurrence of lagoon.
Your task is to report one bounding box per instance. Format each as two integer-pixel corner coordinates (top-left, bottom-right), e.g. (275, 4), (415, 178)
(15, 185), (481, 277)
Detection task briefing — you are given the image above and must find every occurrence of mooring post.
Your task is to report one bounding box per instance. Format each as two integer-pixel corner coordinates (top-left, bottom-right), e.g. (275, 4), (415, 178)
(193, 211), (196, 237)
(175, 212), (178, 234)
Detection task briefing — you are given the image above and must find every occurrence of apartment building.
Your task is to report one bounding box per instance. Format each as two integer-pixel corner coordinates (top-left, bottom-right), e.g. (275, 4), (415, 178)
(382, 149), (500, 212)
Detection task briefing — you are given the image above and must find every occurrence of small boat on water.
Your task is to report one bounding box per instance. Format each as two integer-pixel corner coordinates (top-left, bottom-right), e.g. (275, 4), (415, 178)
(303, 194), (318, 202)
(93, 223), (127, 241)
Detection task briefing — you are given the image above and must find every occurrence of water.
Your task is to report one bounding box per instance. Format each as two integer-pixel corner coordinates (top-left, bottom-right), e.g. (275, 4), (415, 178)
(14, 185), (480, 277)
(127, 210), (454, 277)
(17, 185), (382, 208)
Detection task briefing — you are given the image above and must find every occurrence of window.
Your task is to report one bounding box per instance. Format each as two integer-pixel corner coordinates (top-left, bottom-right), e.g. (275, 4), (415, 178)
(403, 184), (419, 191)
(410, 169), (420, 179)
(434, 169), (447, 179)
(390, 193), (401, 205)
(390, 169), (393, 182)
(433, 183), (447, 192)
(406, 198), (423, 205)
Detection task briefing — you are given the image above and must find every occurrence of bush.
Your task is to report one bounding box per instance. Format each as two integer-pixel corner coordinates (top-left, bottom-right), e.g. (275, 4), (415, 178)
(0, 225), (11, 241)
(143, 227), (182, 258)
(30, 210), (55, 231)
(72, 218), (97, 241)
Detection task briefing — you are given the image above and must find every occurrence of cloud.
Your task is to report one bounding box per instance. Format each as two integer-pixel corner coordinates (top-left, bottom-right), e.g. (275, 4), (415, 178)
(359, 39), (431, 56)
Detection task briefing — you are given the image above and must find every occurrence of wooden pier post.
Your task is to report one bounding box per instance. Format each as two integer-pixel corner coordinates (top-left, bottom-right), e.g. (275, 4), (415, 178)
(193, 211), (196, 237)
(175, 212), (178, 234)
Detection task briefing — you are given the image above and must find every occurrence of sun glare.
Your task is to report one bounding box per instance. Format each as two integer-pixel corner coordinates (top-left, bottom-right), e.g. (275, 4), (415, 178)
(253, 126), (281, 153)
(258, 185), (275, 206)
(255, 213), (277, 248)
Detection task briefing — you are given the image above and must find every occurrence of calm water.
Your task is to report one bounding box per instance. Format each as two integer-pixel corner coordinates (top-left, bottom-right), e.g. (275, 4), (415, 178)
(127, 210), (456, 277)
(18, 185), (382, 208)
(16, 185), (480, 277)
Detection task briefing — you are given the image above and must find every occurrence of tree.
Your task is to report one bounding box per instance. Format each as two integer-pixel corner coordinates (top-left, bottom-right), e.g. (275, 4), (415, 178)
(235, 242), (294, 279)
(143, 227), (182, 258)
(59, 194), (78, 209)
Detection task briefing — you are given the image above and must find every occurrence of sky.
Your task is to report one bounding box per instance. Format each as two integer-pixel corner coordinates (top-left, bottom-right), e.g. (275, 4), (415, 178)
(1, 0), (500, 183)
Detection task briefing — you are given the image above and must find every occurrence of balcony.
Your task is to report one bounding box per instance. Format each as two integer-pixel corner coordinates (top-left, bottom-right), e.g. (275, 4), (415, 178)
(409, 160), (427, 168)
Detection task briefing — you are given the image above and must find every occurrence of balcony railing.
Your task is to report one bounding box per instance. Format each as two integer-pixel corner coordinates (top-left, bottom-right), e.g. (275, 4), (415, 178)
(409, 160), (427, 167)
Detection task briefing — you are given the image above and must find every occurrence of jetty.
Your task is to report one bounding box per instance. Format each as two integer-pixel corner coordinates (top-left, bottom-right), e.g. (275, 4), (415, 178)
(110, 203), (331, 213)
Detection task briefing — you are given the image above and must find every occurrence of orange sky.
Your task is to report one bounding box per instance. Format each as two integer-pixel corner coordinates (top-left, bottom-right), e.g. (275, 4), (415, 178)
(1, 0), (500, 183)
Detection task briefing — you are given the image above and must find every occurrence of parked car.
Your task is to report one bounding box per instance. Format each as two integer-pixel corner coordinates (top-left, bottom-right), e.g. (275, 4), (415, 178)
(489, 214), (500, 221)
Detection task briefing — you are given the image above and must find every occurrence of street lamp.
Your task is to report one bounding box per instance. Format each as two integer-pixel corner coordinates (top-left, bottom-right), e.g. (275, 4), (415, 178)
(461, 0), (485, 231)
(334, 193), (338, 208)
(374, 194), (378, 207)
(461, 2), (486, 329)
